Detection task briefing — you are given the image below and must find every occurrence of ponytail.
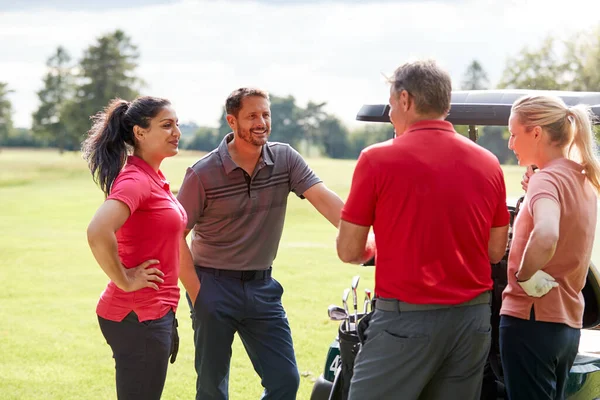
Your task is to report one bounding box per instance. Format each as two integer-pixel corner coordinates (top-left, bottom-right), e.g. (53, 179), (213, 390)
(82, 99), (134, 197)
(568, 105), (600, 193)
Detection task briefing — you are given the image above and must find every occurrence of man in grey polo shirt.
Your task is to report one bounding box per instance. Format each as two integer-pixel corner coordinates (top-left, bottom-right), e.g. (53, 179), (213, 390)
(177, 87), (346, 400)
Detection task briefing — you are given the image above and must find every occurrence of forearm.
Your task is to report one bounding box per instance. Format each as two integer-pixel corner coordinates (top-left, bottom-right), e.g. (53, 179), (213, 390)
(337, 232), (376, 265)
(179, 236), (200, 298)
(321, 190), (345, 228)
(517, 229), (557, 281)
(306, 184), (345, 228)
(87, 229), (128, 289)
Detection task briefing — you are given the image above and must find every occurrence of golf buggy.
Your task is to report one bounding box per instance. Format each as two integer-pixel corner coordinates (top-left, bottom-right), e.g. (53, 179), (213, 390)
(310, 90), (600, 400)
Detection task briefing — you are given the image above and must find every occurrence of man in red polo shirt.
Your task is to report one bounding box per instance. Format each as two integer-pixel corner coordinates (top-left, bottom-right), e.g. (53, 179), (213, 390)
(337, 60), (510, 400)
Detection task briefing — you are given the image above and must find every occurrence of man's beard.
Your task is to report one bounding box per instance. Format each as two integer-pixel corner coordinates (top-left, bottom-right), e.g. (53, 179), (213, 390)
(238, 127), (270, 146)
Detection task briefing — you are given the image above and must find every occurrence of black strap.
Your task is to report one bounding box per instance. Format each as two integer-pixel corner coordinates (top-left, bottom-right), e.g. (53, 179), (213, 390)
(169, 316), (179, 364)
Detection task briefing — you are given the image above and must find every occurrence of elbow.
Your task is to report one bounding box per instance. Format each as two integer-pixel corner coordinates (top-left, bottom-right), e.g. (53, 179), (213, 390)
(533, 229), (559, 252)
(337, 249), (357, 264)
(86, 223), (102, 248)
(336, 240), (360, 264)
(489, 250), (505, 265)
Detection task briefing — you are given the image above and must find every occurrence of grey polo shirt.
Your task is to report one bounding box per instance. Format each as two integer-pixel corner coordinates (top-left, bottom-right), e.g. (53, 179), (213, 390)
(177, 133), (322, 271)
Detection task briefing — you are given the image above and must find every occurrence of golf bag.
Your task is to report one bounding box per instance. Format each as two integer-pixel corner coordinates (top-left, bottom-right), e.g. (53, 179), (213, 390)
(327, 312), (371, 400)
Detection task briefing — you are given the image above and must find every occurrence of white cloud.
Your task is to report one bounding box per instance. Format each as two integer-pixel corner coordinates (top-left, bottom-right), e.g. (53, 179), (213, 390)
(1, 0), (599, 129)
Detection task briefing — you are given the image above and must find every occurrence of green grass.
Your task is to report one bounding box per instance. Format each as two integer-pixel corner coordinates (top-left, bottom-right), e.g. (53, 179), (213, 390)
(0, 148), (588, 399)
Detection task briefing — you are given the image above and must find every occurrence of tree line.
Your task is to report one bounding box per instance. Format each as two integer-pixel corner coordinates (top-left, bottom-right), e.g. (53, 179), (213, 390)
(1, 25), (599, 162)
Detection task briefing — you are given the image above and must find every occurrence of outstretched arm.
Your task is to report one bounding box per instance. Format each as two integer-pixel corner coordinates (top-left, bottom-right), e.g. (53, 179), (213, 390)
(303, 182), (345, 228)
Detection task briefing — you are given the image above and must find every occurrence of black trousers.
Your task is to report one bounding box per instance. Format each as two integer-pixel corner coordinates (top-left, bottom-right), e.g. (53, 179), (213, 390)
(98, 310), (174, 400)
(500, 315), (580, 400)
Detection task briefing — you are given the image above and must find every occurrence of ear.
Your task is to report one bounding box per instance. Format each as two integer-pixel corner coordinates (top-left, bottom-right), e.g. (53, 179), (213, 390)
(133, 125), (146, 141)
(400, 90), (411, 112)
(532, 125), (543, 142)
(226, 114), (237, 131)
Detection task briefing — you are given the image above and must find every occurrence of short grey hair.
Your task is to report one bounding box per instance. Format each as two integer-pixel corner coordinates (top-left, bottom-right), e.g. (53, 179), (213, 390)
(388, 60), (452, 116)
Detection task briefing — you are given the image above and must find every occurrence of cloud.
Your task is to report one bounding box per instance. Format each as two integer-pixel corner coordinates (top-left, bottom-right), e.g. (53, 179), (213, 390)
(0, 0), (175, 11)
(1, 0), (599, 129)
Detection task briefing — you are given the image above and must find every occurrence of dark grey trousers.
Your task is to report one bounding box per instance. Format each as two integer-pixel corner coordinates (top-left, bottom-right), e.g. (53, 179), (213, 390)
(348, 301), (491, 400)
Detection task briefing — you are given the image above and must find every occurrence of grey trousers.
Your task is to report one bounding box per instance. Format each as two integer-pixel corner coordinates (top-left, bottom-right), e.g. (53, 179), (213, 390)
(348, 301), (491, 400)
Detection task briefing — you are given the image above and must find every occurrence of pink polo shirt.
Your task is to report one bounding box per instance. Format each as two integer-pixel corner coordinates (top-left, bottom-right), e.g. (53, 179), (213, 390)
(96, 156), (187, 322)
(501, 158), (597, 328)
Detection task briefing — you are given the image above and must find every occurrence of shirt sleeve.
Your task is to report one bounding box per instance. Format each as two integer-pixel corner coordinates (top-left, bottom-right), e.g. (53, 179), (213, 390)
(107, 172), (150, 214)
(340, 151), (376, 227)
(492, 167), (510, 227)
(527, 171), (560, 217)
(287, 145), (322, 198)
(177, 167), (206, 230)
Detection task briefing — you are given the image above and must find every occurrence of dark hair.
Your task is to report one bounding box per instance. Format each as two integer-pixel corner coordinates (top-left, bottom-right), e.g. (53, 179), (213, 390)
(81, 96), (171, 196)
(387, 60), (452, 116)
(225, 87), (270, 117)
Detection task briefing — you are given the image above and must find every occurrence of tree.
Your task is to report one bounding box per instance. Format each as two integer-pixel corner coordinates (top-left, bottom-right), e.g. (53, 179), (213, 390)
(63, 30), (142, 150)
(563, 25), (600, 92)
(498, 37), (569, 90)
(184, 126), (221, 152)
(0, 82), (14, 146)
(31, 46), (73, 152)
(461, 60), (489, 90)
(298, 100), (327, 156)
(320, 116), (351, 159)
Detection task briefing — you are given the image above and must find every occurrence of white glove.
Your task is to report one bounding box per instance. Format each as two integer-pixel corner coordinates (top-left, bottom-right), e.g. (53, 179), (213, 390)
(517, 270), (559, 297)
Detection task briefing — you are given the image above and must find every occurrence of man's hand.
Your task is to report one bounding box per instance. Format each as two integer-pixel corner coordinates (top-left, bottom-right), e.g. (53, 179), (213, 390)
(521, 165), (536, 192)
(120, 259), (164, 292)
(517, 270), (559, 297)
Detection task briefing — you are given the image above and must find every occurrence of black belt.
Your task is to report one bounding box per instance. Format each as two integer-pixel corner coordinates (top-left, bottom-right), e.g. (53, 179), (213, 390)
(195, 266), (272, 281)
(375, 291), (491, 312)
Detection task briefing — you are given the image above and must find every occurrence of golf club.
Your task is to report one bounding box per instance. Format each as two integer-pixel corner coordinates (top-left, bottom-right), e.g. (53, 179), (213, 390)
(351, 275), (360, 329)
(364, 288), (372, 314)
(342, 288), (351, 331)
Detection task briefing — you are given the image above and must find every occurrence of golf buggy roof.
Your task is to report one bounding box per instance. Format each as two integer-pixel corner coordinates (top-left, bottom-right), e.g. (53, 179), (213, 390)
(356, 90), (600, 126)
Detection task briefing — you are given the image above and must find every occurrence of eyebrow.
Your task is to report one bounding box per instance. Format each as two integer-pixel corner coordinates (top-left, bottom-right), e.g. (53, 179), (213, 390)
(159, 118), (177, 122)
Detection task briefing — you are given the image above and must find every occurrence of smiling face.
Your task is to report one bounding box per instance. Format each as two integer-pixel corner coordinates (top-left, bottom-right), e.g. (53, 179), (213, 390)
(508, 111), (540, 166)
(135, 106), (181, 159)
(227, 95), (271, 147)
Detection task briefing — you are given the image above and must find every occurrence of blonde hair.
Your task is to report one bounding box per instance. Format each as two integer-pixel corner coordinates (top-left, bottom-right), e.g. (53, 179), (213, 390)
(512, 95), (600, 193)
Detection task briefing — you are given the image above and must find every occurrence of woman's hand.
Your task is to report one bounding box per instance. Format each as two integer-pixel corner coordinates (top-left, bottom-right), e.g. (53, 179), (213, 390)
(517, 270), (559, 297)
(121, 259), (164, 291)
(521, 165), (536, 192)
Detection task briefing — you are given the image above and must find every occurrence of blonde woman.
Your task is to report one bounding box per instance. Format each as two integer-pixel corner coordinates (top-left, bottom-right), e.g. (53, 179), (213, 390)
(501, 95), (600, 400)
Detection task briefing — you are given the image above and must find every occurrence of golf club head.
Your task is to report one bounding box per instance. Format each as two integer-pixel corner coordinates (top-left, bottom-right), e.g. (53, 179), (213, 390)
(351, 275), (360, 291)
(328, 305), (348, 321)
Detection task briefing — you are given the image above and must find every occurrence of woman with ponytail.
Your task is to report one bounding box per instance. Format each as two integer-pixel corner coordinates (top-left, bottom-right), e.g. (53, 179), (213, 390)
(82, 96), (187, 399)
(500, 94), (599, 400)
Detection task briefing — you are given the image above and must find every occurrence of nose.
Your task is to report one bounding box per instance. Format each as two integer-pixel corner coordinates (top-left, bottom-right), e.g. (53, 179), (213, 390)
(508, 136), (514, 150)
(174, 125), (182, 139)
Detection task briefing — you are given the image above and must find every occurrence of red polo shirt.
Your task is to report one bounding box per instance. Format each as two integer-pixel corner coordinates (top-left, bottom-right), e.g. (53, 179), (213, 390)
(96, 156), (187, 322)
(341, 120), (509, 304)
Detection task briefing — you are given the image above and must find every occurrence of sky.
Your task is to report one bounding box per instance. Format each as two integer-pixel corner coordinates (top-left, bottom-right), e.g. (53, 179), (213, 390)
(1, 0), (599, 129)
